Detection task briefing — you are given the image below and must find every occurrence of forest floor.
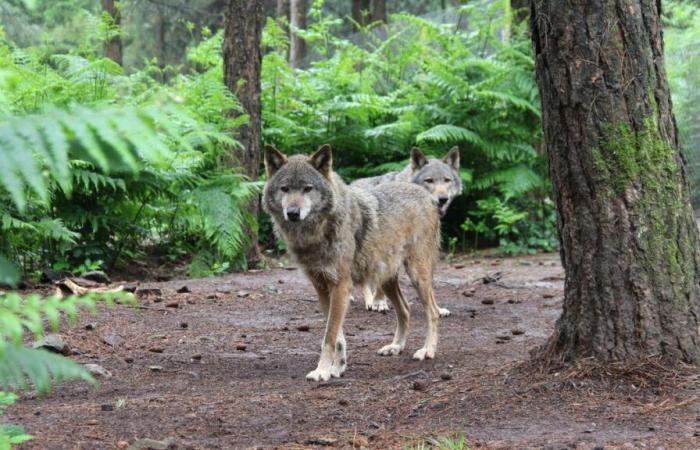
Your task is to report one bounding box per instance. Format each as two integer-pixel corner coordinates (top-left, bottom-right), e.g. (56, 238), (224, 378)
(8, 253), (700, 450)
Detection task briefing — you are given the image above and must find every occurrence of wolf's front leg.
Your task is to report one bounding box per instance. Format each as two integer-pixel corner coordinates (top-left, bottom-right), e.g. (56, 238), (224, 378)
(307, 274), (351, 382)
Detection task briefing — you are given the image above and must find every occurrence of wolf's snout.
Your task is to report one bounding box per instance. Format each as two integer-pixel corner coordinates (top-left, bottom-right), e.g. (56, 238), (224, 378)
(437, 197), (449, 206)
(286, 206), (301, 221)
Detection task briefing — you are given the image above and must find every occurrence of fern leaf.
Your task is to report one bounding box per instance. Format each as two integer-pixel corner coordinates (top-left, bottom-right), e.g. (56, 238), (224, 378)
(416, 124), (483, 145)
(0, 346), (94, 394)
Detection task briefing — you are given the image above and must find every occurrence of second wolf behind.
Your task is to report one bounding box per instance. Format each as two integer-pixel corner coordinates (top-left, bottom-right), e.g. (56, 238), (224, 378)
(352, 146), (462, 314)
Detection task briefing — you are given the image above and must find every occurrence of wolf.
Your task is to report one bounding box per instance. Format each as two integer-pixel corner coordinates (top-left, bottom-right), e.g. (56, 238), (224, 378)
(351, 146), (462, 314)
(262, 144), (442, 381)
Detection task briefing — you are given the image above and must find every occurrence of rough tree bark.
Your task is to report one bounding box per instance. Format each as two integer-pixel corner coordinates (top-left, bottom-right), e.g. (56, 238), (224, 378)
(101, 0), (122, 65)
(223, 0), (264, 264)
(289, 0), (307, 68)
(530, 0), (700, 364)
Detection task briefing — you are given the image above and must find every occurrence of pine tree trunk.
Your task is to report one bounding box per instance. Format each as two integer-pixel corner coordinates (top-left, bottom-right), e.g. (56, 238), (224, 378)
(289, 0), (307, 68)
(101, 0), (122, 65)
(530, 0), (700, 364)
(223, 0), (264, 265)
(351, 0), (370, 28)
(370, 0), (386, 24)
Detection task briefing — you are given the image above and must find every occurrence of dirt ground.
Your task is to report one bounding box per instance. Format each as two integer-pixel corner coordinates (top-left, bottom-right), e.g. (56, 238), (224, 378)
(8, 254), (700, 449)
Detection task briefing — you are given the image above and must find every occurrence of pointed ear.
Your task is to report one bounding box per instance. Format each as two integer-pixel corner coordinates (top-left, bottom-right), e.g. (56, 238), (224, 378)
(410, 147), (428, 171)
(264, 144), (287, 178)
(443, 146), (460, 171)
(309, 144), (332, 178)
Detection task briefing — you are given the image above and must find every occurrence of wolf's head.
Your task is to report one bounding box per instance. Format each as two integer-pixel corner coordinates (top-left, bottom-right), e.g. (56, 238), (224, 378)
(410, 146), (463, 217)
(263, 144), (335, 224)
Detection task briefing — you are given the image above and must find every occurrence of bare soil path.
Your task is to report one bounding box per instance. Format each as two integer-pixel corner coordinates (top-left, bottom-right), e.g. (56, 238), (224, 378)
(8, 254), (700, 449)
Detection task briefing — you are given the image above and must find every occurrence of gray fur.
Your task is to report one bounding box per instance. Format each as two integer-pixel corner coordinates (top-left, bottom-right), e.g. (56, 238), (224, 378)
(263, 144), (442, 381)
(352, 146), (463, 217)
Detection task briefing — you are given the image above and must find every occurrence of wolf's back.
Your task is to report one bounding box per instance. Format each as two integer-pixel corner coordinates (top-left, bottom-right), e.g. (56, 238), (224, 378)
(354, 182), (441, 277)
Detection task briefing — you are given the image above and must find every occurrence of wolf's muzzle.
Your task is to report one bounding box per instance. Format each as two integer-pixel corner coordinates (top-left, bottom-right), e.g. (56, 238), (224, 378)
(437, 196), (449, 206)
(286, 205), (301, 222)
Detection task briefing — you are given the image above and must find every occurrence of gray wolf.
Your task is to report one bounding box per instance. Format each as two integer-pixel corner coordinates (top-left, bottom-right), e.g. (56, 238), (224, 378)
(351, 146), (462, 314)
(262, 144), (442, 381)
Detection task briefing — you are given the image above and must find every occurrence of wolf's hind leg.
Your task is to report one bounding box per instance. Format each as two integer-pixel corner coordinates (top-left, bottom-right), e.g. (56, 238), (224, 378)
(363, 284), (390, 313)
(405, 260), (439, 360)
(377, 277), (410, 356)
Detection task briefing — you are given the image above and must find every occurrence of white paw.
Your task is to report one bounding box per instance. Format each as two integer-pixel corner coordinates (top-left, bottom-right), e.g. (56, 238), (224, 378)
(330, 364), (346, 378)
(368, 299), (390, 313)
(377, 343), (404, 356)
(306, 368), (332, 381)
(438, 307), (451, 317)
(412, 347), (435, 361)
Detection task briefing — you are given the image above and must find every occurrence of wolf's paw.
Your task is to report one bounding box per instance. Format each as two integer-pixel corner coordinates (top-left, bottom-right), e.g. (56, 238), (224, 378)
(438, 307), (451, 317)
(412, 347), (435, 361)
(368, 299), (390, 313)
(330, 364), (346, 378)
(306, 368), (332, 382)
(377, 343), (403, 356)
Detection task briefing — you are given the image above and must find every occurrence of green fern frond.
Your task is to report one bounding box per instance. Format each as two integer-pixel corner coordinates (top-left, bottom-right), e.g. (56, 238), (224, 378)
(416, 124), (483, 145)
(0, 346), (94, 395)
(0, 104), (188, 211)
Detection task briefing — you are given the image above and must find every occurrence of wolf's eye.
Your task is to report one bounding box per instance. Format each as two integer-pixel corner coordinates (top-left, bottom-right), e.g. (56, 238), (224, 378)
(444, 177), (452, 183)
(424, 178), (434, 184)
(303, 185), (313, 193)
(280, 186), (289, 193)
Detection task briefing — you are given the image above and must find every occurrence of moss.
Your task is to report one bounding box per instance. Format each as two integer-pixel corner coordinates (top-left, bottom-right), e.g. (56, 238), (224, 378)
(593, 117), (692, 298)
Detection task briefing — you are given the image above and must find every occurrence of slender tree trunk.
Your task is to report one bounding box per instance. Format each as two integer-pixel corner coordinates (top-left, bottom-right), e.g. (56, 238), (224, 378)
(530, 0), (700, 364)
(101, 0), (122, 65)
(154, 5), (165, 69)
(510, 0), (528, 24)
(276, 0), (290, 20)
(289, 0), (307, 68)
(351, 0), (370, 28)
(223, 0), (264, 265)
(370, 0), (386, 24)
(276, 0), (290, 60)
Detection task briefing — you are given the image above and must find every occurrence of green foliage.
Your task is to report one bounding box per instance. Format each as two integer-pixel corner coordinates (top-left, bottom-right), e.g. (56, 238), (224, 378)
(462, 196), (557, 255)
(665, 1), (700, 207)
(0, 392), (32, 450)
(0, 22), (257, 279)
(261, 0), (552, 253)
(408, 435), (471, 450)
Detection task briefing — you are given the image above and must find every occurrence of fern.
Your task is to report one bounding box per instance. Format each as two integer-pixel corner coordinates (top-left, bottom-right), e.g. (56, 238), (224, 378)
(0, 347), (95, 395)
(0, 104), (188, 211)
(416, 124), (484, 145)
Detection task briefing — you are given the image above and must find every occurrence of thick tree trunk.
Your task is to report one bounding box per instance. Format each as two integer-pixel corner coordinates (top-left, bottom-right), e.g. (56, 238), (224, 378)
(289, 0), (307, 68)
(223, 0), (264, 265)
(101, 0), (122, 65)
(370, 0), (386, 24)
(351, 0), (370, 28)
(530, 0), (700, 364)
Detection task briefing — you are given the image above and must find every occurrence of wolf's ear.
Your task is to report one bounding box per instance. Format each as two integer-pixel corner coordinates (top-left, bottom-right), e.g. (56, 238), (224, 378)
(264, 145), (287, 178)
(411, 147), (428, 171)
(443, 146), (460, 171)
(309, 144), (332, 178)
